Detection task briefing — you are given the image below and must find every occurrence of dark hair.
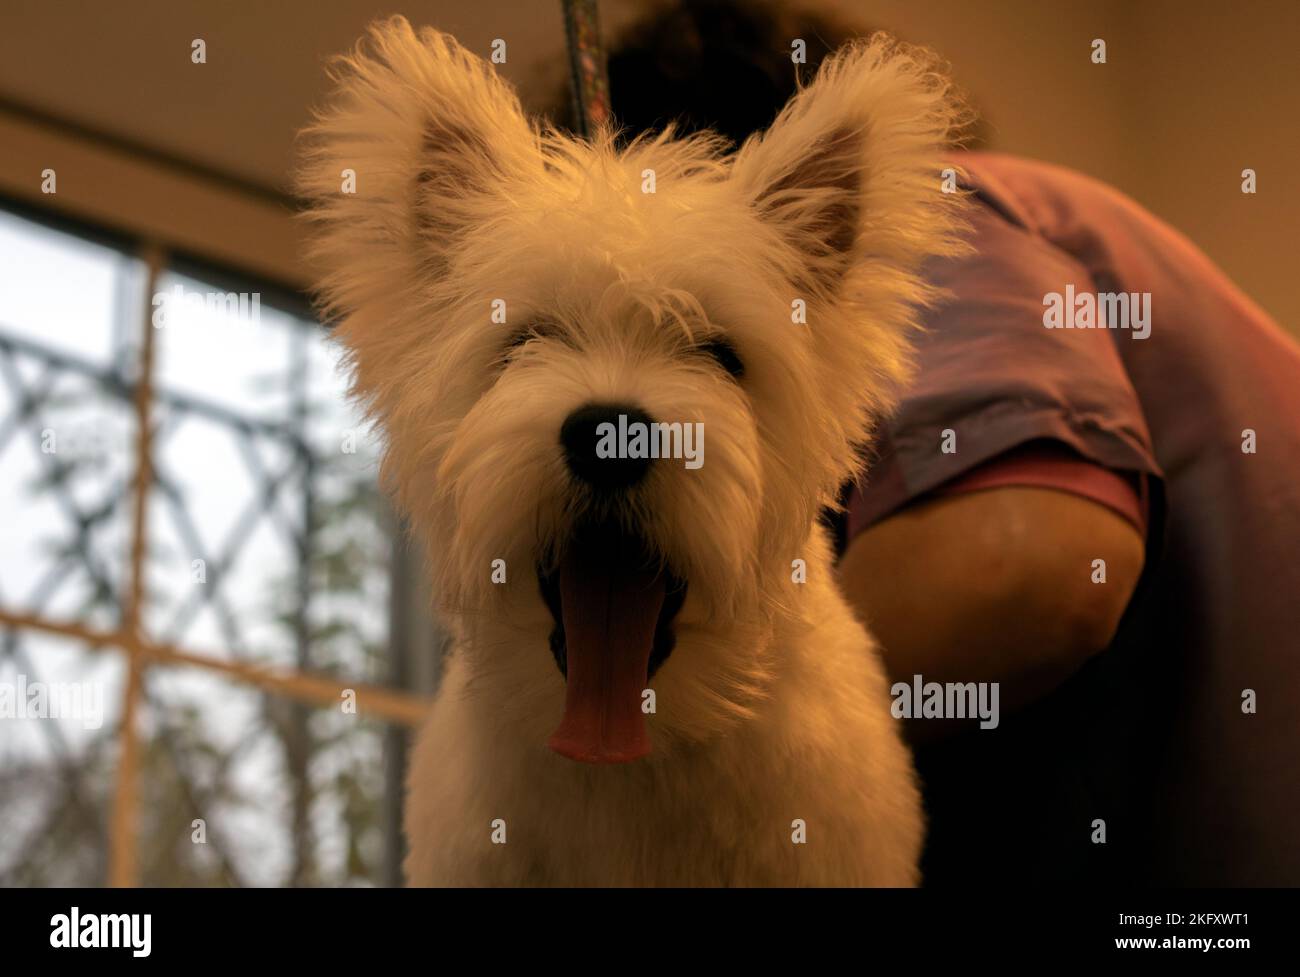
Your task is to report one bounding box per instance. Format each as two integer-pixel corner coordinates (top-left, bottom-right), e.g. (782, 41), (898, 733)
(553, 0), (864, 147)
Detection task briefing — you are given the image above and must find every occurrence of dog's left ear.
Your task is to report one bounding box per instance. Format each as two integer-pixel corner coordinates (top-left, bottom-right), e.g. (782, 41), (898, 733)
(730, 36), (968, 299)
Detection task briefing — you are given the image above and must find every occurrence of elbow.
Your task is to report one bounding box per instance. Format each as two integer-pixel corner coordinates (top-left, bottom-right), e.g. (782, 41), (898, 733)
(1054, 574), (1134, 667)
(997, 540), (1144, 682)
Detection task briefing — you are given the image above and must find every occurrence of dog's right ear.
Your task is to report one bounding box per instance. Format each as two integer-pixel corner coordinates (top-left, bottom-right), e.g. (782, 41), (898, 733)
(297, 17), (540, 317)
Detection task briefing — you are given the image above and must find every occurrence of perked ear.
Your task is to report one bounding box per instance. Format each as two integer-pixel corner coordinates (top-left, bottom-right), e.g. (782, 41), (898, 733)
(297, 17), (539, 317)
(730, 35), (969, 299)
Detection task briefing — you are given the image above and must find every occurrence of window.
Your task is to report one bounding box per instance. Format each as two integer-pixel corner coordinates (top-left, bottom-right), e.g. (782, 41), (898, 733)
(0, 204), (431, 887)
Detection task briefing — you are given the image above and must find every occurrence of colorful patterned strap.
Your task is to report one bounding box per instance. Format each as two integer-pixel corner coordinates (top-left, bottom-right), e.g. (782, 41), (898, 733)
(561, 0), (611, 137)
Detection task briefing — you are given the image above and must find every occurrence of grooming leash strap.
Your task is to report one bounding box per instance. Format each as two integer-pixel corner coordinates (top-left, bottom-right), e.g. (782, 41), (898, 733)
(560, 0), (611, 138)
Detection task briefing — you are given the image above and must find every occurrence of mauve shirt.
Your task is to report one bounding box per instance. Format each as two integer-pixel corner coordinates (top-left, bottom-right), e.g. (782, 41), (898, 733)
(845, 151), (1300, 886)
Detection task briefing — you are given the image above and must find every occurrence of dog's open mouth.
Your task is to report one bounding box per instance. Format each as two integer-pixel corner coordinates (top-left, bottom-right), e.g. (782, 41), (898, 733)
(538, 521), (687, 764)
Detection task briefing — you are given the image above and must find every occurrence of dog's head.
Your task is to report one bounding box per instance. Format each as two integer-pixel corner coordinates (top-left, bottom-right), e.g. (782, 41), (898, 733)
(299, 17), (966, 762)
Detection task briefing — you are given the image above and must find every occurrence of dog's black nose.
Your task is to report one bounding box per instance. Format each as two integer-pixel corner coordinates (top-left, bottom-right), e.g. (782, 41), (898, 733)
(561, 403), (655, 490)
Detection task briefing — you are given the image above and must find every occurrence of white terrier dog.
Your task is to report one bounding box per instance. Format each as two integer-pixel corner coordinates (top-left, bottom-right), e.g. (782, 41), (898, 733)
(300, 17), (966, 886)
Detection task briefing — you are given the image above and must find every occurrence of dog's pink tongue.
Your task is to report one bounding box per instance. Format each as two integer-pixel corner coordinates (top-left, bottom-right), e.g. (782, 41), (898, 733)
(548, 534), (665, 764)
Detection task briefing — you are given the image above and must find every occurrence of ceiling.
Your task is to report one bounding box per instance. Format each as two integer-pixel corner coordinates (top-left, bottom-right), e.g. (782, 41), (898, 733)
(0, 0), (647, 197)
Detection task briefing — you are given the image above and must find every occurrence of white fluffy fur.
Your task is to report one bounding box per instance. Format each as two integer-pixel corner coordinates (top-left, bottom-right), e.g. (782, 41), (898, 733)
(299, 17), (968, 886)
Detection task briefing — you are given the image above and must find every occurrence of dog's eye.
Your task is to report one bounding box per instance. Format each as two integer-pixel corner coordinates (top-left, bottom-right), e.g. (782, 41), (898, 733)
(505, 321), (561, 353)
(694, 337), (744, 379)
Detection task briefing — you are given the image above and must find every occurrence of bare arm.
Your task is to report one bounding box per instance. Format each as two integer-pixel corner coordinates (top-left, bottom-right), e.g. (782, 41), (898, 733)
(837, 486), (1146, 742)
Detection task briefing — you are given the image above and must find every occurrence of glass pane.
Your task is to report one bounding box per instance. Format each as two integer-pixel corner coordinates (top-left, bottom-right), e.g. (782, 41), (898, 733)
(139, 666), (390, 887)
(0, 212), (139, 632)
(0, 370), (133, 629)
(143, 403), (305, 663)
(0, 208), (136, 369)
(143, 268), (389, 687)
(152, 269), (297, 422)
(0, 631), (124, 886)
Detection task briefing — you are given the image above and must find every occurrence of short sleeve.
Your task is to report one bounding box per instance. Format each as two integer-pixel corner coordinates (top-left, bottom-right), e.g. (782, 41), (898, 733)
(924, 440), (1149, 532)
(844, 186), (1165, 540)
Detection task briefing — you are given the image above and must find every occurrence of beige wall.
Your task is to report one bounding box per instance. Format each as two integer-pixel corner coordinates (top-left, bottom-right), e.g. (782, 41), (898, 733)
(826, 0), (1300, 334)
